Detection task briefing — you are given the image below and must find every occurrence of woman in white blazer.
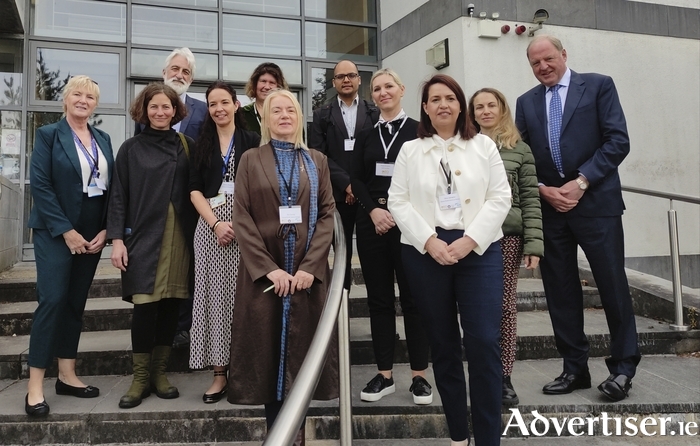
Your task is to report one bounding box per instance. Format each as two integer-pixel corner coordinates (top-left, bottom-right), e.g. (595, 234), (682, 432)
(388, 74), (510, 446)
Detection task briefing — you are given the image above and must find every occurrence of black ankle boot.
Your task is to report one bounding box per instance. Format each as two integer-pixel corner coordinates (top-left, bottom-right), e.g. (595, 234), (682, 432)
(503, 375), (519, 405)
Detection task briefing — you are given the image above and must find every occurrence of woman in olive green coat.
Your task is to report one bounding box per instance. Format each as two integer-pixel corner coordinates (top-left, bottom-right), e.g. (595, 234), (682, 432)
(469, 88), (544, 406)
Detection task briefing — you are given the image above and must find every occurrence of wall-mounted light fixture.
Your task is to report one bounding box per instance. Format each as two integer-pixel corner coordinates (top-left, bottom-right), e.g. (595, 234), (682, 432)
(528, 9), (549, 36)
(426, 38), (449, 70)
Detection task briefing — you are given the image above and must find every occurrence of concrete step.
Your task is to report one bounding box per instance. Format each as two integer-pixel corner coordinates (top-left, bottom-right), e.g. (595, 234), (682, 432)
(0, 356), (697, 444)
(1, 310), (697, 380)
(0, 280), (600, 336)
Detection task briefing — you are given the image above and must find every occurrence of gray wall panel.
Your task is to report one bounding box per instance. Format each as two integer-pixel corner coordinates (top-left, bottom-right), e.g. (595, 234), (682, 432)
(667, 6), (700, 39)
(595, 0), (669, 36)
(382, 11), (422, 57)
(516, 0), (596, 29)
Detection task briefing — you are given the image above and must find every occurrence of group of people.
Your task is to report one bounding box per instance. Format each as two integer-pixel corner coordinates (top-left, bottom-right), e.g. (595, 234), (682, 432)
(26, 35), (640, 446)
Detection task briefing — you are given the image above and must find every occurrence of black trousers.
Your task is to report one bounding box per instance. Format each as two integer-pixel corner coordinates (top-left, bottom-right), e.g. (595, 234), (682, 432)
(402, 229), (503, 445)
(355, 208), (429, 371)
(540, 213), (641, 377)
(335, 201), (356, 290)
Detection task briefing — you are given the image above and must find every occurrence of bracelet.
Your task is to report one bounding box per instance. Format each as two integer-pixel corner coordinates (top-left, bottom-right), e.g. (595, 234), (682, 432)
(212, 220), (222, 232)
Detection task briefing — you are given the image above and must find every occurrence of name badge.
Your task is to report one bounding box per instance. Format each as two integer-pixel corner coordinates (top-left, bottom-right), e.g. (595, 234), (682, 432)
(375, 162), (395, 177)
(209, 193), (226, 209)
(439, 193), (461, 210)
(279, 205), (303, 224)
(219, 181), (235, 194)
(94, 177), (107, 191)
(87, 185), (103, 197)
(344, 139), (355, 152)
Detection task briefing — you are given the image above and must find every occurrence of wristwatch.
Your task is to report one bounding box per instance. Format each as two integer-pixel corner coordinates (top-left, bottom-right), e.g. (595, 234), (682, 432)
(576, 177), (588, 191)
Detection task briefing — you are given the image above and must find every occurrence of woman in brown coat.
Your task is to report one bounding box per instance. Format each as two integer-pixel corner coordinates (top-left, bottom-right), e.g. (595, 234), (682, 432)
(228, 90), (337, 445)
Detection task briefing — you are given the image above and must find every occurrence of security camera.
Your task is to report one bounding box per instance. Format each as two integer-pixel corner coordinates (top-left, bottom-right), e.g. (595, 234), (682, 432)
(532, 9), (549, 24)
(467, 3), (475, 17)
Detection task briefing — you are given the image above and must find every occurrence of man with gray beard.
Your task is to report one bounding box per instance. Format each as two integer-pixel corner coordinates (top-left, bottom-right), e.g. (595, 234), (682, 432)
(135, 47), (207, 141)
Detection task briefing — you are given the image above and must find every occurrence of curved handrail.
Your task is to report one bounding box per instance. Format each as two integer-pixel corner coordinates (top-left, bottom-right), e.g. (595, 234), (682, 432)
(263, 209), (347, 445)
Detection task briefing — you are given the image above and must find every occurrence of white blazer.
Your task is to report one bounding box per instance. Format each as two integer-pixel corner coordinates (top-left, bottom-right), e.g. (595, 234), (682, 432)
(388, 134), (511, 255)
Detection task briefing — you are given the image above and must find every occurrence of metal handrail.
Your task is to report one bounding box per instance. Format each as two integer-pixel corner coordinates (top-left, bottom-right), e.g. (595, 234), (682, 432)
(622, 185), (700, 331)
(263, 209), (350, 445)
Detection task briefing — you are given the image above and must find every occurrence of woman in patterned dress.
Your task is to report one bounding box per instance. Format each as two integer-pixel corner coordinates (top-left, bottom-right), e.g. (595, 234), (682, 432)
(189, 81), (260, 403)
(469, 87), (543, 406)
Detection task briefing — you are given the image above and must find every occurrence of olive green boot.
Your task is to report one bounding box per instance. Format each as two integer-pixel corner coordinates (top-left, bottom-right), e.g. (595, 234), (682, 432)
(150, 345), (179, 399)
(119, 353), (151, 408)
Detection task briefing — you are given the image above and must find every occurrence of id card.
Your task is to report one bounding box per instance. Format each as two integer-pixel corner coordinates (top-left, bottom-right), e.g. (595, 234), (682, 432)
(439, 193), (461, 210)
(87, 185), (103, 197)
(94, 177), (107, 191)
(375, 162), (395, 177)
(279, 205), (303, 224)
(344, 139), (355, 151)
(219, 181), (235, 194)
(209, 193), (226, 209)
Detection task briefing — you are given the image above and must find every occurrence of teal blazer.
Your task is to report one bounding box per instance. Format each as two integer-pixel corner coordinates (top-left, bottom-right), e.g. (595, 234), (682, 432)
(28, 118), (114, 237)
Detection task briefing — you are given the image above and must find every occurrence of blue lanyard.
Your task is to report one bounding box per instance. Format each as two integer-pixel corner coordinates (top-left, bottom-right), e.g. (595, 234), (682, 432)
(71, 130), (99, 180)
(222, 135), (235, 179)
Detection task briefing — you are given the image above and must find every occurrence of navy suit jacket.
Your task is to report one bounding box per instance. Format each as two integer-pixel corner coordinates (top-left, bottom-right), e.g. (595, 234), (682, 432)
(28, 118), (115, 237)
(135, 94), (208, 140)
(309, 97), (379, 202)
(515, 70), (630, 218)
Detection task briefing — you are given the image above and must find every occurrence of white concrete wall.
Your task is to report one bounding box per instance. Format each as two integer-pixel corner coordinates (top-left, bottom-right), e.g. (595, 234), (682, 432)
(379, 0), (429, 29)
(383, 18), (700, 259)
(633, 0), (699, 8)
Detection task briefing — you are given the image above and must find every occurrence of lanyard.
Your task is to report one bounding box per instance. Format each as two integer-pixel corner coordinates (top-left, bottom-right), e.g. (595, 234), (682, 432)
(378, 116), (408, 160)
(440, 160), (452, 194)
(71, 130), (99, 180)
(272, 148), (298, 207)
(221, 135), (235, 179)
(253, 105), (262, 127)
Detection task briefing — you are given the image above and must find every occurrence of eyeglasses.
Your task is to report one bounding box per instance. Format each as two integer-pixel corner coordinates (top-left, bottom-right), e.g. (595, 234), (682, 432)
(333, 73), (359, 81)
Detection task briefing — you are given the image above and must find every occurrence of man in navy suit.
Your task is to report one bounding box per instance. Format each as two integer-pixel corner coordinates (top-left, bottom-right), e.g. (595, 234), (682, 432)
(515, 35), (640, 401)
(136, 47), (207, 346)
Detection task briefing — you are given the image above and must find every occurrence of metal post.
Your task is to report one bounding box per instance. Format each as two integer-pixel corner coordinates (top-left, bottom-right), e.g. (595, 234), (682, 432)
(667, 205), (689, 331)
(338, 289), (353, 445)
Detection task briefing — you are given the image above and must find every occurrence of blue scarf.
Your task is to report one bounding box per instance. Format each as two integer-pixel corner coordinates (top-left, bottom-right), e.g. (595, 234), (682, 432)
(271, 139), (319, 400)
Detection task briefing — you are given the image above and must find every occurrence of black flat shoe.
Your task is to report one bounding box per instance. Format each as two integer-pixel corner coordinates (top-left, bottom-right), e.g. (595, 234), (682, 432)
(598, 373), (632, 401)
(542, 371), (591, 395)
(25, 394), (50, 417)
(203, 370), (227, 404)
(55, 379), (100, 398)
(202, 386), (227, 404)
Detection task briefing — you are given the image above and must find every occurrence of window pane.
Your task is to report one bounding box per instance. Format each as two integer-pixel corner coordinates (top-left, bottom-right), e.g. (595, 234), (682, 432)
(133, 6), (218, 50)
(132, 49), (218, 81)
(0, 39), (23, 106)
(223, 0), (299, 15)
(35, 48), (120, 104)
(305, 22), (377, 62)
(305, 0), (376, 23)
(32, 0), (126, 43)
(1, 111), (22, 180)
(137, 0), (218, 7)
(223, 15), (300, 57)
(310, 67), (371, 111)
(223, 56), (301, 85)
